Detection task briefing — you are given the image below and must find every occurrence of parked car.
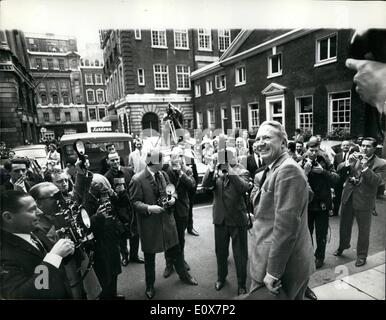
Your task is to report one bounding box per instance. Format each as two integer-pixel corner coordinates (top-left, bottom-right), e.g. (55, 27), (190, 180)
(11, 144), (47, 168)
(59, 132), (134, 173)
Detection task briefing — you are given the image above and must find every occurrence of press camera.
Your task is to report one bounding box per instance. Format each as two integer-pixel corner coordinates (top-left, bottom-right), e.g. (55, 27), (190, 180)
(157, 184), (176, 209)
(56, 196), (94, 249)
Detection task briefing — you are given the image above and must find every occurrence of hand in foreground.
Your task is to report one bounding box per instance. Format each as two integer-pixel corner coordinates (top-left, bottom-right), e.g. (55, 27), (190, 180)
(148, 205), (165, 215)
(263, 273), (282, 296)
(50, 238), (75, 258)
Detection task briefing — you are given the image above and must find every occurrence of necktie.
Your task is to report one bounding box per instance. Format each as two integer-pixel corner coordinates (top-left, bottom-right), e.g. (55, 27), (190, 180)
(343, 152), (347, 162)
(258, 157), (262, 168)
(154, 172), (162, 195)
(259, 166), (270, 187)
(30, 233), (47, 253)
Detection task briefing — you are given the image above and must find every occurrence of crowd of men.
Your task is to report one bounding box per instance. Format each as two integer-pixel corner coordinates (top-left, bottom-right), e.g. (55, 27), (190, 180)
(1, 123), (385, 300)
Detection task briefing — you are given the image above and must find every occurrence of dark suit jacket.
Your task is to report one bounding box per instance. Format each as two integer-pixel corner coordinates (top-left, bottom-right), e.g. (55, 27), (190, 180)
(0, 231), (71, 299)
(247, 154), (265, 179)
(129, 168), (179, 253)
(202, 164), (250, 227)
(333, 152), (347, 170)
(104, 166), (135, 189)
(338, 155), (386, 211)
(163, 164), (196, 218)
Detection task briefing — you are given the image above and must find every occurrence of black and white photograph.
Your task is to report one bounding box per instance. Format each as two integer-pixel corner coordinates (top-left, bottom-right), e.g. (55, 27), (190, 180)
(0, 0), (385, 310)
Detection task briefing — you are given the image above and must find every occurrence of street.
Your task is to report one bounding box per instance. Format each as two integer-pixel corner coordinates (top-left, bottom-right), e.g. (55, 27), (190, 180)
(117, 194), (386, 300)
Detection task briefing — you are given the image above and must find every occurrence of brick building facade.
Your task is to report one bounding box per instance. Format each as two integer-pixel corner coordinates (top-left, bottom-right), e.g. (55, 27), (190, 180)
(191, 29), (377, 141)
(99, 29), (240, 137)
(25, 33), (87, 140)
(0, 30), (39, 147)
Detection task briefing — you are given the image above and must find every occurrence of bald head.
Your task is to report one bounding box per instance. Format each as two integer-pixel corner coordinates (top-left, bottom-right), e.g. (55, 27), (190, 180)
(29, 182), (61, 215)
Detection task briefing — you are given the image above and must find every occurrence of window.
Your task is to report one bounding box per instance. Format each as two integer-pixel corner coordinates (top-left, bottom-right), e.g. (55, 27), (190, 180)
(235, 66), (246, 86)
(135, 29), (141, 40)
(174, 29), (189, 49)
(88, 108), (97, 121)
(329, 91), (351, 133)
(43, 112), (49, 122)
(78, 111), (83, 122)
(65, 112), (71, 122)
(36, 58), (42, 69)
(59, 59), (65, 70)
(207, 109), (215, 129)
(96, 89), (105, 103)
(232, 105), (241, 129)
(86, 90), (95, 103)
(53, 109), (60, 122)
(296, 96), (313, 134)
(266, 95), (285, 124)
(85, 59), (90, 66)
(47, 58), (54, 70)
(40, 93), (47, 105)
(248, 103), (259, 131)
(215, 74), (226, 91)
(218, 29), (231, 52)
(268, 53), (282, 77)
(52, 93), (59, 104)
(198, 29), (212, 51)
(71, 59), (77, 69)
(153, 64), (169, 89)
(137, 68), (145, 86)
(196, 112), (203, 129)
(221, 108), (227, 132)
(316, 34), (337, 65)
(95, 74), (103, 85)
(85, 74), (93, 85)
(62, 93), (69, 105)
(151, 30), (167, 48)
(195, 84), (201, 97)
(95, 60), (99, 67)
(98, 107), (106, 120)
(206, 79), (213, 95)
(176, 65), (190, 90)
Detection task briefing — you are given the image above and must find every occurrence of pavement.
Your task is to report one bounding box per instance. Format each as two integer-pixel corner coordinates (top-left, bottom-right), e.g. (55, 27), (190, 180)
(311, 251), (385, 300)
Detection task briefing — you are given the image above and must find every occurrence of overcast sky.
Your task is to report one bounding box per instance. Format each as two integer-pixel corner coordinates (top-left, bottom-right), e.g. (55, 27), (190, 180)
(1, 0), (385, 52)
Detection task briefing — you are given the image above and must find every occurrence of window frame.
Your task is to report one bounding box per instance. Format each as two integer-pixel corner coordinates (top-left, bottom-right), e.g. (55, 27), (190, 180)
(232, 105), (242, 129)
(134, 29), (142, 40)
(78, 111), (83, 122)
(86, 89), (95, 103)
(196, 111), (203, 129)
(64, 112), (71, 122)
(268, 52), (282, 78)
(315, 33), (338, 67)
(198, 29), (212, 51)
(96, 89), (105, 103)
(328, 90), (351, 134)
(295, 95), (314, 134)
(43, 112), (50, 122)
(205, 79), (213, 95)
(265, 94), (285, 125)
(218, 29), (231, 52)
(85, 74), (93, 85)
(137, 68), (145, 86)
(215, 74), (226, 91)
(151, 29), (167, 49)
(95, 74), (103, 85)
(194, 83), (201, 97)
(207, 109), (215, 129)
(174, 29), (189, 50)
(235, 65), (246, 86)
(175, 65), (191, 90)
(88, 107), (97, 121)
(248, 102), (259, 131)
(153, 64), (170, 90)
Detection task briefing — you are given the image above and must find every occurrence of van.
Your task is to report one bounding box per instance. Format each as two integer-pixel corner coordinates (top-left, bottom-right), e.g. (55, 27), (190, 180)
(11, 144), (48, 168)
(59, 132), (134, 173)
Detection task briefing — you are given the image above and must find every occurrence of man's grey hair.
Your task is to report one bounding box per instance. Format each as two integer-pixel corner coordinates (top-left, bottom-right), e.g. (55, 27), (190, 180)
(259, 120), (288, 147)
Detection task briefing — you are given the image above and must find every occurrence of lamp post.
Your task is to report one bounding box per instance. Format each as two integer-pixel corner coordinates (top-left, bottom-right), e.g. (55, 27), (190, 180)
(16, 106), (25, 144)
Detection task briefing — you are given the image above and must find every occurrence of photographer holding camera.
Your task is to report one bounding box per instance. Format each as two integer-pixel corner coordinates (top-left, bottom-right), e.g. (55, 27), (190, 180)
(129, 149), (198, 300)
(301, 140), (339, 269)
(334, 137), (386, 267)
(161, 147), (196, 279)
(0, 190), (75, 299)
(202, 141), (250, 296)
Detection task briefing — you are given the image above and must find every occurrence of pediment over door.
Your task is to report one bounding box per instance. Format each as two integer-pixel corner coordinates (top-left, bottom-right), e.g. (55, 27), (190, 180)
(261, 83), (287, 96)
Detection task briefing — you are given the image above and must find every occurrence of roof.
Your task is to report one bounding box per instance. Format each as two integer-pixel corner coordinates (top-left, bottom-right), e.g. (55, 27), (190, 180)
(191, 29), (314, 80)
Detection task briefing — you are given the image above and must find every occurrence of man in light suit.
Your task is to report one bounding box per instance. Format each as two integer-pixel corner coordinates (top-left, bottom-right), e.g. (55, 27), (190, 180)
(248, 120), (314, 300)
(128, 149), (198, 299)
(334, 137), (386, 267)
